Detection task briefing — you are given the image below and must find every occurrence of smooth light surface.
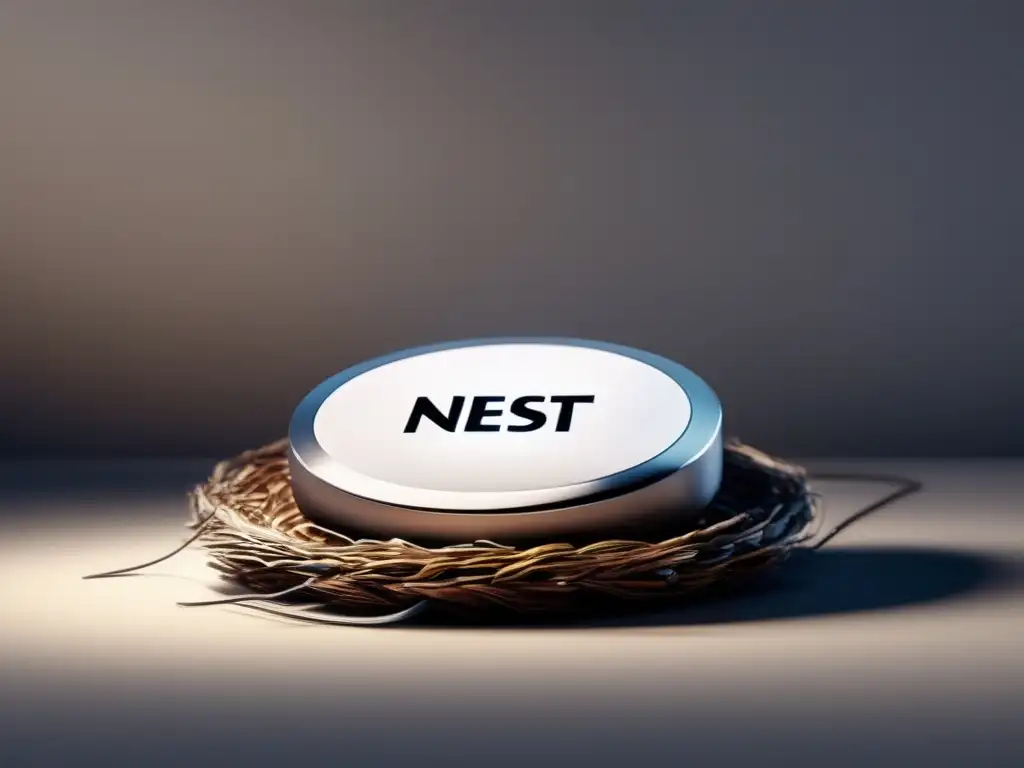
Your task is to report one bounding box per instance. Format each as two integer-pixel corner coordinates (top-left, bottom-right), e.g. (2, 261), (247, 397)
(312, 343), (691, 495)
(1, 458), (1022, 766)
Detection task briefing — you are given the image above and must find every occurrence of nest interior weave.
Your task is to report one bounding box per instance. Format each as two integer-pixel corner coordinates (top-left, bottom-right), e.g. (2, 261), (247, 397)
(185, 439), (819, 619)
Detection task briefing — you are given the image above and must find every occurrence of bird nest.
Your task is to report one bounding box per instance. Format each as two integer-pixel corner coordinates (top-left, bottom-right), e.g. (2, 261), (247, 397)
(169, 438), (820, 623)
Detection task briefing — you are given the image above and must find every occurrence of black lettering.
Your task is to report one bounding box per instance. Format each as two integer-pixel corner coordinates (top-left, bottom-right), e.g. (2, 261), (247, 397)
(549, 395), (595, 432)
(403, 396), (465, 433)
(507, 395), (548, 432)
(464, 396), (505, 432)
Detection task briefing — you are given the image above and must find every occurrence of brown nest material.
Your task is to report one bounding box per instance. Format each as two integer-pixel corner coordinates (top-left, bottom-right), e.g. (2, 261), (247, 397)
(163, 438), (821, 623)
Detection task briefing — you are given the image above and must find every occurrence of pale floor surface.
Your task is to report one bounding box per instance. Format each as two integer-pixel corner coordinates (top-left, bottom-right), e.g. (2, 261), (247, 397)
(0, 459), (1022, 767)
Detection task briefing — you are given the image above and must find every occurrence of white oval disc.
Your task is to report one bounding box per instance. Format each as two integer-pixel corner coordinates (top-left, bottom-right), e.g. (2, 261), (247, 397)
(289, 339), (721, 513)
(314, 343), (690, 494)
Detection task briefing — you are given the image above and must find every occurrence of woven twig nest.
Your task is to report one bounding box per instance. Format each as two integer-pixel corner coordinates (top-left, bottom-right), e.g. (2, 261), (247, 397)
(183, 438), (819, 620)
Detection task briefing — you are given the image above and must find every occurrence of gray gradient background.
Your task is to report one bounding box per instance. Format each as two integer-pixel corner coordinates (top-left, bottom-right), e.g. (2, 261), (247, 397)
(2, 7), (1023, 764)
(2, 0), (1023, 459)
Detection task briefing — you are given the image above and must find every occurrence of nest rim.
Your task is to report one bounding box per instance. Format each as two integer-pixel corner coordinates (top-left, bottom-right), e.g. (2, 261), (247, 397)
(182, 438), (820, 620)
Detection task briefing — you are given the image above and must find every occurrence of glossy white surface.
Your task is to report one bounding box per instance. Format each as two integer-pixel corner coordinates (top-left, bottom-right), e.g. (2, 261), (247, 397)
(312, 344), (692, 494)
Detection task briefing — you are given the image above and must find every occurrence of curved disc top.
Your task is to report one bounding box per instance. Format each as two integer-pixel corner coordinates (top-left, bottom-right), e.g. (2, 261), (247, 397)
(289, 337), (722, 512)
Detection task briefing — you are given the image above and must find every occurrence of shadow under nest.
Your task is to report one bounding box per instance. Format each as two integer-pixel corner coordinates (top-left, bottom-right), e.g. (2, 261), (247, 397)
(162, 438), (825, 624)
